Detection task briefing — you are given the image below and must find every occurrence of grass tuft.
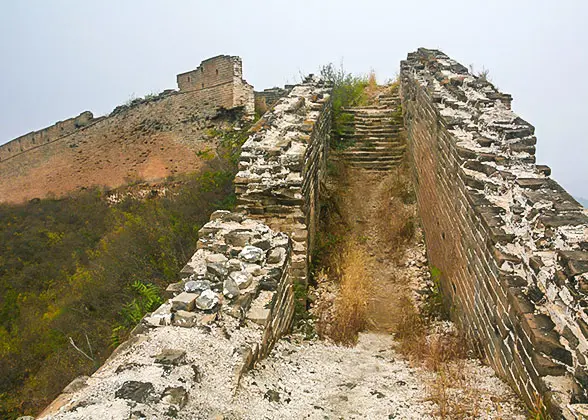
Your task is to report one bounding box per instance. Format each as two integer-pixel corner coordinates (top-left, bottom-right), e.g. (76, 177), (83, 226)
(316, 242), (371, 346)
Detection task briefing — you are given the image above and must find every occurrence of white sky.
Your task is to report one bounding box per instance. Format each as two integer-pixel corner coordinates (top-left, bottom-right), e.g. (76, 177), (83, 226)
(1, 0), (587, 197)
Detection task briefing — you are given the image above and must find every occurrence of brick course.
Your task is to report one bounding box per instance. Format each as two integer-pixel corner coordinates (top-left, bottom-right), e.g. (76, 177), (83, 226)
(401, 48), (588, 418)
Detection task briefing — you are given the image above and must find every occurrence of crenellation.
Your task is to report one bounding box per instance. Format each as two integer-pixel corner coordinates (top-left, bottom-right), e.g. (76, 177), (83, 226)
(176, 55), (254, 114)
(0, 111), (94, 162)
(0, 55), (255, 203)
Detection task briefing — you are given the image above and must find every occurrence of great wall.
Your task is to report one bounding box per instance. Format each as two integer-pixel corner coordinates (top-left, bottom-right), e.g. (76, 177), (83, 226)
(4, 49), (588, 419)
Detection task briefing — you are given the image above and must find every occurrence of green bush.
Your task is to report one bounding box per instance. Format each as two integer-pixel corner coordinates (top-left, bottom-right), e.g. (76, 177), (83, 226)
(320, 63), (368, 149)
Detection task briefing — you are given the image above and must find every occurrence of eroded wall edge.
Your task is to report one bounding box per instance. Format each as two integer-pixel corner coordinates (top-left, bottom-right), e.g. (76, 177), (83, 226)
(401, 48), (588, 418)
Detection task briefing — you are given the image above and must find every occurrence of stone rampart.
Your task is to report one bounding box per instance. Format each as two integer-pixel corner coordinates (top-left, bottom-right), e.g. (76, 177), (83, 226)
(401, 48), (588, 418)
(37, 77), (333, 418)
(0, 55), (255, 203)
(38, 210), (294, 418)
(0, 111), (94, 162)
(254, 86), (293, 111)
(235, 77), (332, 284)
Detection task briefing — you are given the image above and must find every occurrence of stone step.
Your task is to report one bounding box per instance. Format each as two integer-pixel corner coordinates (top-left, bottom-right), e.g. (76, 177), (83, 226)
(338, 154), (405, 163)
(347, 160), (403, 170)
(355, 128), (401, 133)
(339, 134), (402, 141)
(346, 145), (405, 152)
(342, 109), (396, 115)
(353, 122), (400, 128)
(347, 117), (402, 124)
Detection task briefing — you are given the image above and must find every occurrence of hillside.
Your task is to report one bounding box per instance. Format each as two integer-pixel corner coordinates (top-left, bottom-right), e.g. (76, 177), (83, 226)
(0, 123), (248, 417)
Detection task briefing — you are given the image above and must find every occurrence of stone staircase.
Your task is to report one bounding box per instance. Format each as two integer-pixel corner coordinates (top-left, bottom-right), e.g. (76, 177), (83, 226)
(334, 89), (406, 171)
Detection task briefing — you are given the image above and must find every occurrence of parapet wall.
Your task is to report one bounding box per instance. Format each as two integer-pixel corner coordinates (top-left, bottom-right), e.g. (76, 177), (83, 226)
(0, 88), (230, 203)
(254, 86), (293, 111)
(401, 48), (588, 418)
(0, 111), (94, 162)
(236, 77), (332, 284)
(39, 210), (295, 418)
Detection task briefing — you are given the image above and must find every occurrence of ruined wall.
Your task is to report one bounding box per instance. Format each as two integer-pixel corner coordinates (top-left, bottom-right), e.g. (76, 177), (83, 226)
(38, 77), (333, 418)
(0, 111), (94, 162)
(177, 55), (254, 114)
(38, 210), (295, 418)
(401, 48), (588, 418)
(235, 77), (332, 284)
(0, 55), (254, 203)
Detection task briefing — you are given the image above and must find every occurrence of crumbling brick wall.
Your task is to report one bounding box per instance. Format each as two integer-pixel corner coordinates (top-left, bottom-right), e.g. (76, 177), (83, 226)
(235, 77), (332, 284)
(254, 86), (293, 112)
(401, 48), (588, 418)
(0, 55), (256, 203)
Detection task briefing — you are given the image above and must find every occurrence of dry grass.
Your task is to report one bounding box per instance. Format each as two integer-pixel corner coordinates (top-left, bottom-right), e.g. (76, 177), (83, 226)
(393, 296), (465, 369)
(528, 394), (551, 420)
(375, 164), (417, 257)
(254, 96), (269, 117)
(392, 296), (485, 419)
(316, 242), (372, 346)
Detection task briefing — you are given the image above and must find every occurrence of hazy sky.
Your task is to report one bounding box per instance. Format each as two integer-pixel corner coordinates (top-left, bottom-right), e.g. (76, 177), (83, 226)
(1, 1), (587, 197)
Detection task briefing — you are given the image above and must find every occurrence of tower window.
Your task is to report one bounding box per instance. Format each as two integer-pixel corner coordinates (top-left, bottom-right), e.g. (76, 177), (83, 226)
(202, 83), (204, 88)
(216, 69), (219, 75)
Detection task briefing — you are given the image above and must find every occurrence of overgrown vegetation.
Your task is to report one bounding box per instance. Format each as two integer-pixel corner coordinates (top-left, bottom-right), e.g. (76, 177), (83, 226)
(0, 123), (250, 418)
(319, 63), (369, 150)
(312, 238), (372, 346)
(375, 162), (417, 257)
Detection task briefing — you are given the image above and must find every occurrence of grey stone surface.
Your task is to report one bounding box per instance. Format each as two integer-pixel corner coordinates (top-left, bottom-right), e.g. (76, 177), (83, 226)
(230, 271), (252, 289)
(184, 279), (211, 293)
(223, 277), (240, 299)
(171, 292), (199, 312)
(239, 246), (264, 263)
(115, 381), (154, 403)
(154, 349), (186, 366)
(195, 289), (219, 311)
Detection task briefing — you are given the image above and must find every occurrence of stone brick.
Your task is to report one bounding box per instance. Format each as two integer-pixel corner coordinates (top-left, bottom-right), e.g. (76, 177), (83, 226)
(401, 48), (588, 418)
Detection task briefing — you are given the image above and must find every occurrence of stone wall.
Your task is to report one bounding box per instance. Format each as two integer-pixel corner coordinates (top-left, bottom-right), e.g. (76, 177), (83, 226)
(0, 89), (230, 203)
(38, 210), (295, 418)
(177, 55), (254, 115)
(401, 48), (588, 418)
(0, 55), (258, 204)
(37, 77), (333, 418)
(254, 86), (293, 111)
(0, 111), (94, 162)
(235, 77), (332, 284)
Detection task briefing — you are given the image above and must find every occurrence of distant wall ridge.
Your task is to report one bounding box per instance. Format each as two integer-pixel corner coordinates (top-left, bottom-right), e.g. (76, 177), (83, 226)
(0, 55), (254, 167)
(401, 47), (588, 418)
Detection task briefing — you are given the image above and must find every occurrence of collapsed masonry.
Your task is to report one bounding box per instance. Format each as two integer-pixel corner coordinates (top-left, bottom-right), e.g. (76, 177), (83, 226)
(38, 77), (332, 418)
(236, 77), (332, 284)
(401, 48), (588, 418)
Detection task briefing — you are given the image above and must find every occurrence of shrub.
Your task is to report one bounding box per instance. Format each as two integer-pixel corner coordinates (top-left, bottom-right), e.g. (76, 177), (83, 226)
(319, 63), (368, 149)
